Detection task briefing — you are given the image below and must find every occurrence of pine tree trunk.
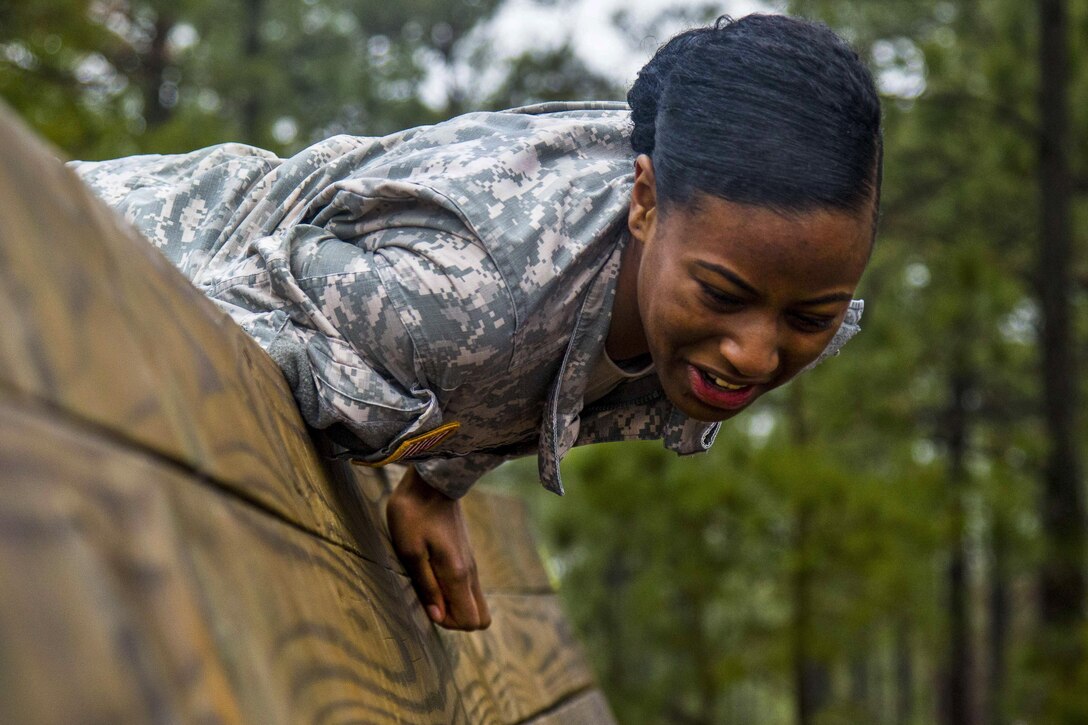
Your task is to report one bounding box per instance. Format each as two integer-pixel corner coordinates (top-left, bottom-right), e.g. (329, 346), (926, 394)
(788, 383), (830, 725)
(940, 371), (978, 725)
(793, 502), (831, 725)
(1035, 2), (1086, 710)
(240, 0), (265, 144)
(1036, 0), (1085, 629)
(988, 523), (1010, 725)
(895, 623), (913, 725)
(141, 14), (176, 129)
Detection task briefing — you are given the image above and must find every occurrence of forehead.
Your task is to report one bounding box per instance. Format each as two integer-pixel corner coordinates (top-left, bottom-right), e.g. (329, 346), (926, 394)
(662, 196), (873, 289)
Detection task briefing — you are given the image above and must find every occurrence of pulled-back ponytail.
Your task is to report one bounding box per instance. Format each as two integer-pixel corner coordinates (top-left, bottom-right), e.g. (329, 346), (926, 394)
(628, 15), (882, 218)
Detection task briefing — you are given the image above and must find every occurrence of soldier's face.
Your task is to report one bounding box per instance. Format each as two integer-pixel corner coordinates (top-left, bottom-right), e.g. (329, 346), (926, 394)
(625, 157), (872, 423)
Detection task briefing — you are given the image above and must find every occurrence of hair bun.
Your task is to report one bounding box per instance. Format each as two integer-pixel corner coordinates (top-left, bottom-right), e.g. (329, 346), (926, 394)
(625, 15), (881, 215)
(626, 64), (663, 155)
(627, 26), (718, 155)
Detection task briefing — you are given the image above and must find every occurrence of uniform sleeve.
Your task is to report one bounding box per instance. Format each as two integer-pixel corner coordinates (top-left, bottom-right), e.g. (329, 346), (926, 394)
(69, 145), (281, 277)
(206, 174), (521, 494)
(413, 451), (524, 500)
(218, 225), (448, 460)
(294, 223), (518, 495)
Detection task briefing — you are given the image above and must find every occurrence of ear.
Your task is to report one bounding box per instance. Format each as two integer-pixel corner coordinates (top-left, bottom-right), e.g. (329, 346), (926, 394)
(628, 154), (658, 244)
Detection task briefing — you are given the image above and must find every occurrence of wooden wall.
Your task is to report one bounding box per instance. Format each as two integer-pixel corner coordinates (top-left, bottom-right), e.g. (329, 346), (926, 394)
(0, 103), (615, 725)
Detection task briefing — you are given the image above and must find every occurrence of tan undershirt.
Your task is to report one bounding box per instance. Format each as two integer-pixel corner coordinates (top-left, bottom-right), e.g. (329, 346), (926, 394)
(582, 349), (655, 405)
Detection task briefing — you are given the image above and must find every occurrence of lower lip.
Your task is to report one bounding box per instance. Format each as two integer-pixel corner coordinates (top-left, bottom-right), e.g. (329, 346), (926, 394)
(687, 365), (758, 410)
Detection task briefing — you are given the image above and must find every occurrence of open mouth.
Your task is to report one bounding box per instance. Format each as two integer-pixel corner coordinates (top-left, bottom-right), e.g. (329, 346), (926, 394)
(699, 369), (746, 390)
(687, 365), (757, 410)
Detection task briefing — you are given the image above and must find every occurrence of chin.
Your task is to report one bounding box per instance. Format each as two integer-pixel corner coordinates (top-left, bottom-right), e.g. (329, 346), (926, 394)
(671, 393), (752, 423)
(694, 406), (748, 424)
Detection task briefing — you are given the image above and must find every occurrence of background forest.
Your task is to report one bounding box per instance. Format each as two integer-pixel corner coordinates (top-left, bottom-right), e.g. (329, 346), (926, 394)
(3, 0), (1086, 723)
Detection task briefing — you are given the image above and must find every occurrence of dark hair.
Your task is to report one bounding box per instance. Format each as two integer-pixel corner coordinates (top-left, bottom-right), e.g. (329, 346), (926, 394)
(628, 14), (882, 221)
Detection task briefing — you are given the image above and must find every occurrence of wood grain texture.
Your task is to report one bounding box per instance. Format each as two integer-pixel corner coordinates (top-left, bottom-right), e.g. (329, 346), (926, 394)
(0, 102), (359, 556)
(0, 399), (469, 724)
(461, 492), (554, 594)
(522, 690), (617, 725)
(0, 398), (608, 724)
(0, 101), (616, 724)
(441, 594), (597, 724)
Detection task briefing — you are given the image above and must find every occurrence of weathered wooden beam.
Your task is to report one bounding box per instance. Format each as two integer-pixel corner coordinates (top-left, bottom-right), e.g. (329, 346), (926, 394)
(0, 398), (470, 724)
(522, 690), (616, 725)
(0, 101), (362, 558)
(0, 101), (616, 724)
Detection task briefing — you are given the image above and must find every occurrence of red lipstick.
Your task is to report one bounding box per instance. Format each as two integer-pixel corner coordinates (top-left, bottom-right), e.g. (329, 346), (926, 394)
(687, 365), (758, 410)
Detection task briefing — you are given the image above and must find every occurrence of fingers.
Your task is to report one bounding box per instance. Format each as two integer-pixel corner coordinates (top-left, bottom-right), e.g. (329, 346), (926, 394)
(399, 543), (490, 631)
(470, 565), (492, 629)
(428, 547), (489, 631)
(402, 551), (445, 624)
(385, 468), (491, 631)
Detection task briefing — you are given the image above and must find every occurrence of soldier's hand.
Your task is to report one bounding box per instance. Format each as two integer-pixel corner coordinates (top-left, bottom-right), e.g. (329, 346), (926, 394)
(387, 466), (491, 631)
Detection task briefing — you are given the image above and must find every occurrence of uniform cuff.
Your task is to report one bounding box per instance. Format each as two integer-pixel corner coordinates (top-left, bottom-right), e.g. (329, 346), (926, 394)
(412, 453), (513, 499)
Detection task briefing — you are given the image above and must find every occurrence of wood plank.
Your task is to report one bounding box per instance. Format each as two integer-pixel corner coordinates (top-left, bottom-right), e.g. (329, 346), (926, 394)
(440, 594), (596, 724)
(0, 398), (605, 724)
(461, 492), (554, 593)
(521, 690), (617, 725)
(0, 400), (470, 725)
(0, 102), (360, 554)
(297, 463), (594, 722)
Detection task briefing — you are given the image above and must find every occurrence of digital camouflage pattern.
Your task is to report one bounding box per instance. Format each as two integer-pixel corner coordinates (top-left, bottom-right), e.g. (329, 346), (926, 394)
(71, 102), (863, 498)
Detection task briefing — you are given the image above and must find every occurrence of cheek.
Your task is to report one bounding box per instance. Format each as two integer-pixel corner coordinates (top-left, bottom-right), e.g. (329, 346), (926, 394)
(780, 331), (840, 375)
(637, 247), (714, 351)
(636, 256), (667, 329)
(645, 287), (709, 350)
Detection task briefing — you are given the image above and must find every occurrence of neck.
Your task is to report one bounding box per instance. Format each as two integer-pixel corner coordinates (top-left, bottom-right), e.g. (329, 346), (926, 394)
(606, 236), (649, 360)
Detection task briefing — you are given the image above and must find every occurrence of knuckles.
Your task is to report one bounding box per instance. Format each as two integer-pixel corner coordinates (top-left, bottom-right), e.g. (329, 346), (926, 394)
(399, 547), (428, 563)
(443, 562), (474, 584)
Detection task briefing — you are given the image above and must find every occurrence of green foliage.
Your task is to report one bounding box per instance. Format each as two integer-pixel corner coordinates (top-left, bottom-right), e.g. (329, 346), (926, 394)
(492, 1), (1085, 722)
(492, 410), (946, 724)
(0, 0), (615, 158)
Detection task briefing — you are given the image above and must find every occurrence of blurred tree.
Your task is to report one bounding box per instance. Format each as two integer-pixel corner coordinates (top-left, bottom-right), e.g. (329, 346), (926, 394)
(1034, 4), (1086, 721)
(0, 0), (533, 157)
(491, 1), (1083, 722)
(800, 1), (1086, 723)
(1, 0), (624, 160)
(474, 42), (622, 111)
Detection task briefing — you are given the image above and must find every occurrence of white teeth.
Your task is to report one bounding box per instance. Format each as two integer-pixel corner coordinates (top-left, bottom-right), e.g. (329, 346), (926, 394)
(711, 375), (744, 390)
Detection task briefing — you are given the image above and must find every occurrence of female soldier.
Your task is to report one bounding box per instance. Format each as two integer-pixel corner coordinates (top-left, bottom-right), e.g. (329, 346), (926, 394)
(72, 14), (881, 631)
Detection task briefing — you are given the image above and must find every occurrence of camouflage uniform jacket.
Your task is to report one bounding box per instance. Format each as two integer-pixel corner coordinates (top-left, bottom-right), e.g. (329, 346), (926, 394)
(71, 102), (863, 499)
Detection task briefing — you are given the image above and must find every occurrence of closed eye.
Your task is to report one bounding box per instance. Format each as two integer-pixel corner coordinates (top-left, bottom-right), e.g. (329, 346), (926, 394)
(698, 281), (745, 310)
(789, 311), (836, 333)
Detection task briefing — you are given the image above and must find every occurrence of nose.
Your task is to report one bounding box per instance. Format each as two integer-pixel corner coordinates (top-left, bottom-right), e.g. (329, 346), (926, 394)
(719, 314), (781, 381)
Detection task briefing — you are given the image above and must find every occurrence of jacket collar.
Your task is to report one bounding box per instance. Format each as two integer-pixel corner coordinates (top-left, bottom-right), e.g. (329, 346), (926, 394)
(537, 240), (620, 494)
(536, 240), (718, 495)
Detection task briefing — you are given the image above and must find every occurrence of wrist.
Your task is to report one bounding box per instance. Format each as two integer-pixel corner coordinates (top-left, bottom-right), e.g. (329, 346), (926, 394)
(399, 466), (455, 503)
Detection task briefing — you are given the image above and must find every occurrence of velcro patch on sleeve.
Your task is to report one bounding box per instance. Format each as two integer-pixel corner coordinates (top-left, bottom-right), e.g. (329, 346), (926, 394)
(351, 422), (460, 468)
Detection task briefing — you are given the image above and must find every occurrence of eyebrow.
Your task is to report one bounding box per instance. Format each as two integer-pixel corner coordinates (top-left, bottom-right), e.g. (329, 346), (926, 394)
(796, 292), (855, 305)
(696, 261), (758, 295)
(694, 261), (855, 306)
